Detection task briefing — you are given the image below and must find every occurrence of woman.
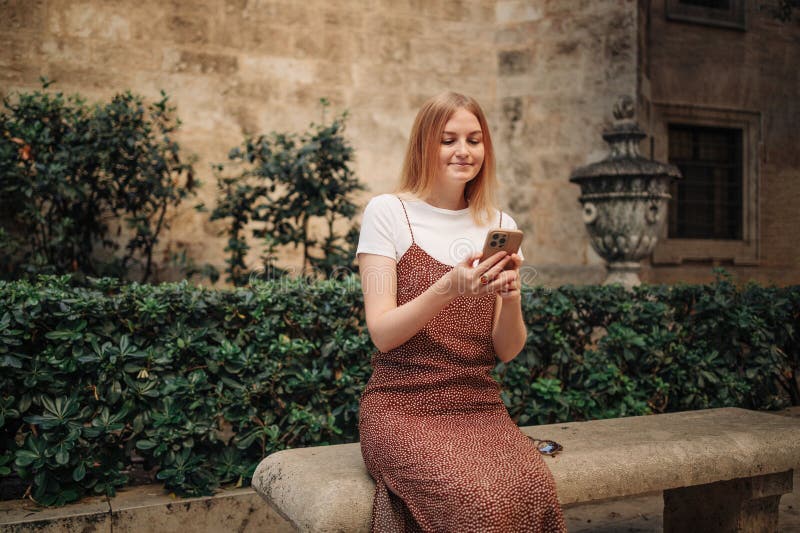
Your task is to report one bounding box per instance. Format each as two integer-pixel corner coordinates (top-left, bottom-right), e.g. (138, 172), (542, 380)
(356, 92), (566, 532)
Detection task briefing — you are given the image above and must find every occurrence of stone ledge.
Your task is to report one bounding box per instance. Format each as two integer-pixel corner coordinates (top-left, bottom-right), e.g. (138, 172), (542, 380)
(0, 485), (293, 533)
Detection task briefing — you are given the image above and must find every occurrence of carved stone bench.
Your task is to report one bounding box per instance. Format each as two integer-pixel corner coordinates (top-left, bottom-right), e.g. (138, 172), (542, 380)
(253, 407), (800, 532)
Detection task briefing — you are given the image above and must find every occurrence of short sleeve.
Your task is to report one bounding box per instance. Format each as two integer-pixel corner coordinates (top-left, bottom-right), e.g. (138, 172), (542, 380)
(356, 195), (398, 261)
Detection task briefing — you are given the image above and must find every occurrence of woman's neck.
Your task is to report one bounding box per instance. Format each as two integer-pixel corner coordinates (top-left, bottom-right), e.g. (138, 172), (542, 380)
(422, 185), (468, 211)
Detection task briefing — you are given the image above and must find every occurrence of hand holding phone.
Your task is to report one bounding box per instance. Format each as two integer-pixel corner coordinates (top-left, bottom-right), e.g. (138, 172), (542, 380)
(480, 229), (523, 270)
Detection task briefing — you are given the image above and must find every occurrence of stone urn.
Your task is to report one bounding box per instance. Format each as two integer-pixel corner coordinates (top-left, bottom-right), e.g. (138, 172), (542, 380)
(569, 96), (682, 288)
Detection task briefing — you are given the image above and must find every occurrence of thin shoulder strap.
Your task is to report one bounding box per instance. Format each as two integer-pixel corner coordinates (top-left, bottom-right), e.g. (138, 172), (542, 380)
(499, 210), (504, 227)
(396, 195), (416, 244)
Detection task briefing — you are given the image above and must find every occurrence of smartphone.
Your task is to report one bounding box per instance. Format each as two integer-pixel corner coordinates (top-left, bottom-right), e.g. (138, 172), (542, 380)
(480, 229), (523, 270)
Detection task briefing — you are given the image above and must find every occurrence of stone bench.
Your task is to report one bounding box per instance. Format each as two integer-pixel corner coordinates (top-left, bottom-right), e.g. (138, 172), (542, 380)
(252, 407), (800, 532)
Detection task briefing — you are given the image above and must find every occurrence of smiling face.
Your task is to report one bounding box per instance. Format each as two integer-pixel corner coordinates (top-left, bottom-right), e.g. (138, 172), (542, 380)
(438, 107), (485, 188)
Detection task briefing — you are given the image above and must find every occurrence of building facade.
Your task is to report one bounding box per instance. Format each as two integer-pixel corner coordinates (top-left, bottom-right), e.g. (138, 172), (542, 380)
(1, 0), (797, 285)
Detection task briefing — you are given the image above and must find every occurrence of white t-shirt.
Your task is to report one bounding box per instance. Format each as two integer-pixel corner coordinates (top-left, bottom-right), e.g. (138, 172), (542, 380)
(356, 193), (524, 267)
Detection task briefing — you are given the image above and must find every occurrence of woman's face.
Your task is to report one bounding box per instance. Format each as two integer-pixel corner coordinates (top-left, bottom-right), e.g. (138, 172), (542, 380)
(438, 108), (484, 187)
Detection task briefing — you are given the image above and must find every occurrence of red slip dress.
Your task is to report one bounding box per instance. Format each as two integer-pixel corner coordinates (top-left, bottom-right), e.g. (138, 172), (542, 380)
(358, 197), (567, 532)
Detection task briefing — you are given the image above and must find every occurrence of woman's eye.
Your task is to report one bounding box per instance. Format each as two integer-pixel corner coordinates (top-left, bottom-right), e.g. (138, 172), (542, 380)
(469, 139), (481, 145)
(442, 139), (455, 145)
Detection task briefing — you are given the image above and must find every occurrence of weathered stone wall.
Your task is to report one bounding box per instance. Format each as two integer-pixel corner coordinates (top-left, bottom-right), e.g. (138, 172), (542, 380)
(0, 0), (496, 282)
(640, 0), (800, 286)
(1, 0), (796, 286)
(494, 0), (639, 286)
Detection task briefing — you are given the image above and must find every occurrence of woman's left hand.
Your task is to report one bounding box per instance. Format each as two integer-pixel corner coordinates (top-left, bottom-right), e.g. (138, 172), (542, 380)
(498, 253), (522, 301)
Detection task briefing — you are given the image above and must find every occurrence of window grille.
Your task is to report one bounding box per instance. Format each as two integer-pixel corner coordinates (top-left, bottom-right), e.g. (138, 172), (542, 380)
(665, 0), (746, 29)
(667, 124), (743, 240)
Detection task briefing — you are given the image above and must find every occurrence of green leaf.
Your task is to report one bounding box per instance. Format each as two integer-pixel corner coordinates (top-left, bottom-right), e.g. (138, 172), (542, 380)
(55, 447), (69, 465)
(136, 439), (157, 450)
(15, 450), (40, 467)
(73, 462), (86, 482)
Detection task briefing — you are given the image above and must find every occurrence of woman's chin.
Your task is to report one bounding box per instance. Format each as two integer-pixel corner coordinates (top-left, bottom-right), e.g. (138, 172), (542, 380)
(446, 171), (478, 183)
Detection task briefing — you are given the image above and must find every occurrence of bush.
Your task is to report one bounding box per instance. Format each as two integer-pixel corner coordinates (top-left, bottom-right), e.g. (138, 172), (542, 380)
(210, 100), (364, 286)
(0, 80), (199, 283)
(0, 272), (797, 505)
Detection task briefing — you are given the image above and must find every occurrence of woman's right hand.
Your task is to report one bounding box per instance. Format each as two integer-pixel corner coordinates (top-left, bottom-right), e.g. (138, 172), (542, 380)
(436, 250), (515, 299)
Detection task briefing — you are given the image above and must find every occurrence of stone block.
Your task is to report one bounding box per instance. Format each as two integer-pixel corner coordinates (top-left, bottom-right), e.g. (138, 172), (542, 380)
(0, 486), (294, 533)
(496, 1), (544, 25)
(321, 5), (364, 29)
(47, 2), (133, 41)
(163, 49), (239, 76)
(294, 28), (355, 64)
(497, 49), (532, 76)
(664, 471), (793, 533)
(91, 41), (162, 72)
(214, 22), (295, 56)
(0, 494), (111, 533)
(164, 14), (210, 45)
(47, 63), (122, 92)
(0, 32), (43, 68)
(108, 486), (293, 533)
(238, 55), (315, 84)
(1, 0), (47, 32)
(39, 37), (93, 66)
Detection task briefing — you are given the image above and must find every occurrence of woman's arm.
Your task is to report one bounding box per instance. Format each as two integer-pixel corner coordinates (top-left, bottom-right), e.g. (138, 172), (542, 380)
(491, 253), (527, 363)
(360, 251), (513, 353)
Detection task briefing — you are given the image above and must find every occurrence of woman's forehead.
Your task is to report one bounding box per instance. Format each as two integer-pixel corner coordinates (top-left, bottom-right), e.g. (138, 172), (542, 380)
(443, 109), (482, 133)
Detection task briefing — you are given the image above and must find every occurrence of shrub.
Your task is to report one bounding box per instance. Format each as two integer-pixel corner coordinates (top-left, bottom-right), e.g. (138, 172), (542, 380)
(0, 271), (797, 505)
(209, 100), (364, 286)
(0, 80), (199, 283)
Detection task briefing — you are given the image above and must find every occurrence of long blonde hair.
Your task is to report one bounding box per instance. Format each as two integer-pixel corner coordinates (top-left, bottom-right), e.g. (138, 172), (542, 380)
(395, 92), (498, 226)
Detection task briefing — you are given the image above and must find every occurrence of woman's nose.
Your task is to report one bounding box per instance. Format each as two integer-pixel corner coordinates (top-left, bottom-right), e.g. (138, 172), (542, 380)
(455, 140), (468, 155)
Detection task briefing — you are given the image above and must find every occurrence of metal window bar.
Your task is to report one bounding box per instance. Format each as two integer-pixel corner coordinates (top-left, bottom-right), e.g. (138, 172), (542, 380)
(667, 124), (743, 240)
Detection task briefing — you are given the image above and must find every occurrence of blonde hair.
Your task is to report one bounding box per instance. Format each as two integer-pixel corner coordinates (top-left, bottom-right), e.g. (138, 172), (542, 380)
(395, 92), (498, 226)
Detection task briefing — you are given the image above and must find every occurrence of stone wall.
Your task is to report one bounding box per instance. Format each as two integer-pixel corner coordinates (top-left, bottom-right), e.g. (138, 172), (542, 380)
(640, 0), (800, 286)
(1, 0), (797, 286)
(0, 0), (497, 282)
(494, 0), (639, 286)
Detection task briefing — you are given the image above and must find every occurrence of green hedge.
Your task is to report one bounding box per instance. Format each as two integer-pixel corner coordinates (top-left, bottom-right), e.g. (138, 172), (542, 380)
(0, 272), (798, 505)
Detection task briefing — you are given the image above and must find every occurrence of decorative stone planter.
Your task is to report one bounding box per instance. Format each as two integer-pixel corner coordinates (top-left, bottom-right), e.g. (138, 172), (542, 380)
(570, 96), (682, 288)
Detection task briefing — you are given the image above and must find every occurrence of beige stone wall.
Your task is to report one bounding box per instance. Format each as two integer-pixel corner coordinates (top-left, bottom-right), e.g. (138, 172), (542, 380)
(0, 0), (496, 282)
(640, 0), (800, 286)
(2, 0), (797, 286)
(494, 0), (640, 286)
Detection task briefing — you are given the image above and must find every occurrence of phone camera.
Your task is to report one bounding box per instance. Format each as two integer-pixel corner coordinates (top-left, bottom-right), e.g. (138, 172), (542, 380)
(490, 240), (497, 247)
(492, 233), (501, 239)
(499, 238), (507, 245)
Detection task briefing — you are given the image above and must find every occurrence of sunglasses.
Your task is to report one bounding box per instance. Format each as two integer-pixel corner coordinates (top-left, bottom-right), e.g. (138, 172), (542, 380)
(528, 437), (563, 456)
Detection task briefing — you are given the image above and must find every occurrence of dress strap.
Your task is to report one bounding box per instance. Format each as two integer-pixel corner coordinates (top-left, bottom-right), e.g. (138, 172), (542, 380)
(499, 210), (504, 227)
(396, 195), (416, 244)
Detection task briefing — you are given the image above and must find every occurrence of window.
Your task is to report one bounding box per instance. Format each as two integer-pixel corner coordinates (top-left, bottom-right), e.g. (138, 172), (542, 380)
(680, 0), (730, 9)
(667, 125), (743, 240)
(650, 103), (760, 265)
(665, 0), (746, 30)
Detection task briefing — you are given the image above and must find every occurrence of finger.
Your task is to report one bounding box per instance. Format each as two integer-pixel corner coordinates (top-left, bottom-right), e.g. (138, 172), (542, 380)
(485, 255), (512, 279)
(495, 269), (517, 288)
(508, 253), (523, 269)
(477, 250), (508, 272)
(488, 269), (514, 291)
(498, 275), (520, 293)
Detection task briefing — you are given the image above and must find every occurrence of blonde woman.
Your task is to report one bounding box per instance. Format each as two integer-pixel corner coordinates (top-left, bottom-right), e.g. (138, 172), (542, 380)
(356, 92), (566, 532)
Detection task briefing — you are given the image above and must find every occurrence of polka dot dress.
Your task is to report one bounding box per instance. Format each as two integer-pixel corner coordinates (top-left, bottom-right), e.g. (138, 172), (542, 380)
(358, 198), (567, 532)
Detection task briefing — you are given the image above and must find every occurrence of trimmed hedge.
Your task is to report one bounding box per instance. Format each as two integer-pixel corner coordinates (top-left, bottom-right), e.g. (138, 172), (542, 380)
(0, 272), (798, 505)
